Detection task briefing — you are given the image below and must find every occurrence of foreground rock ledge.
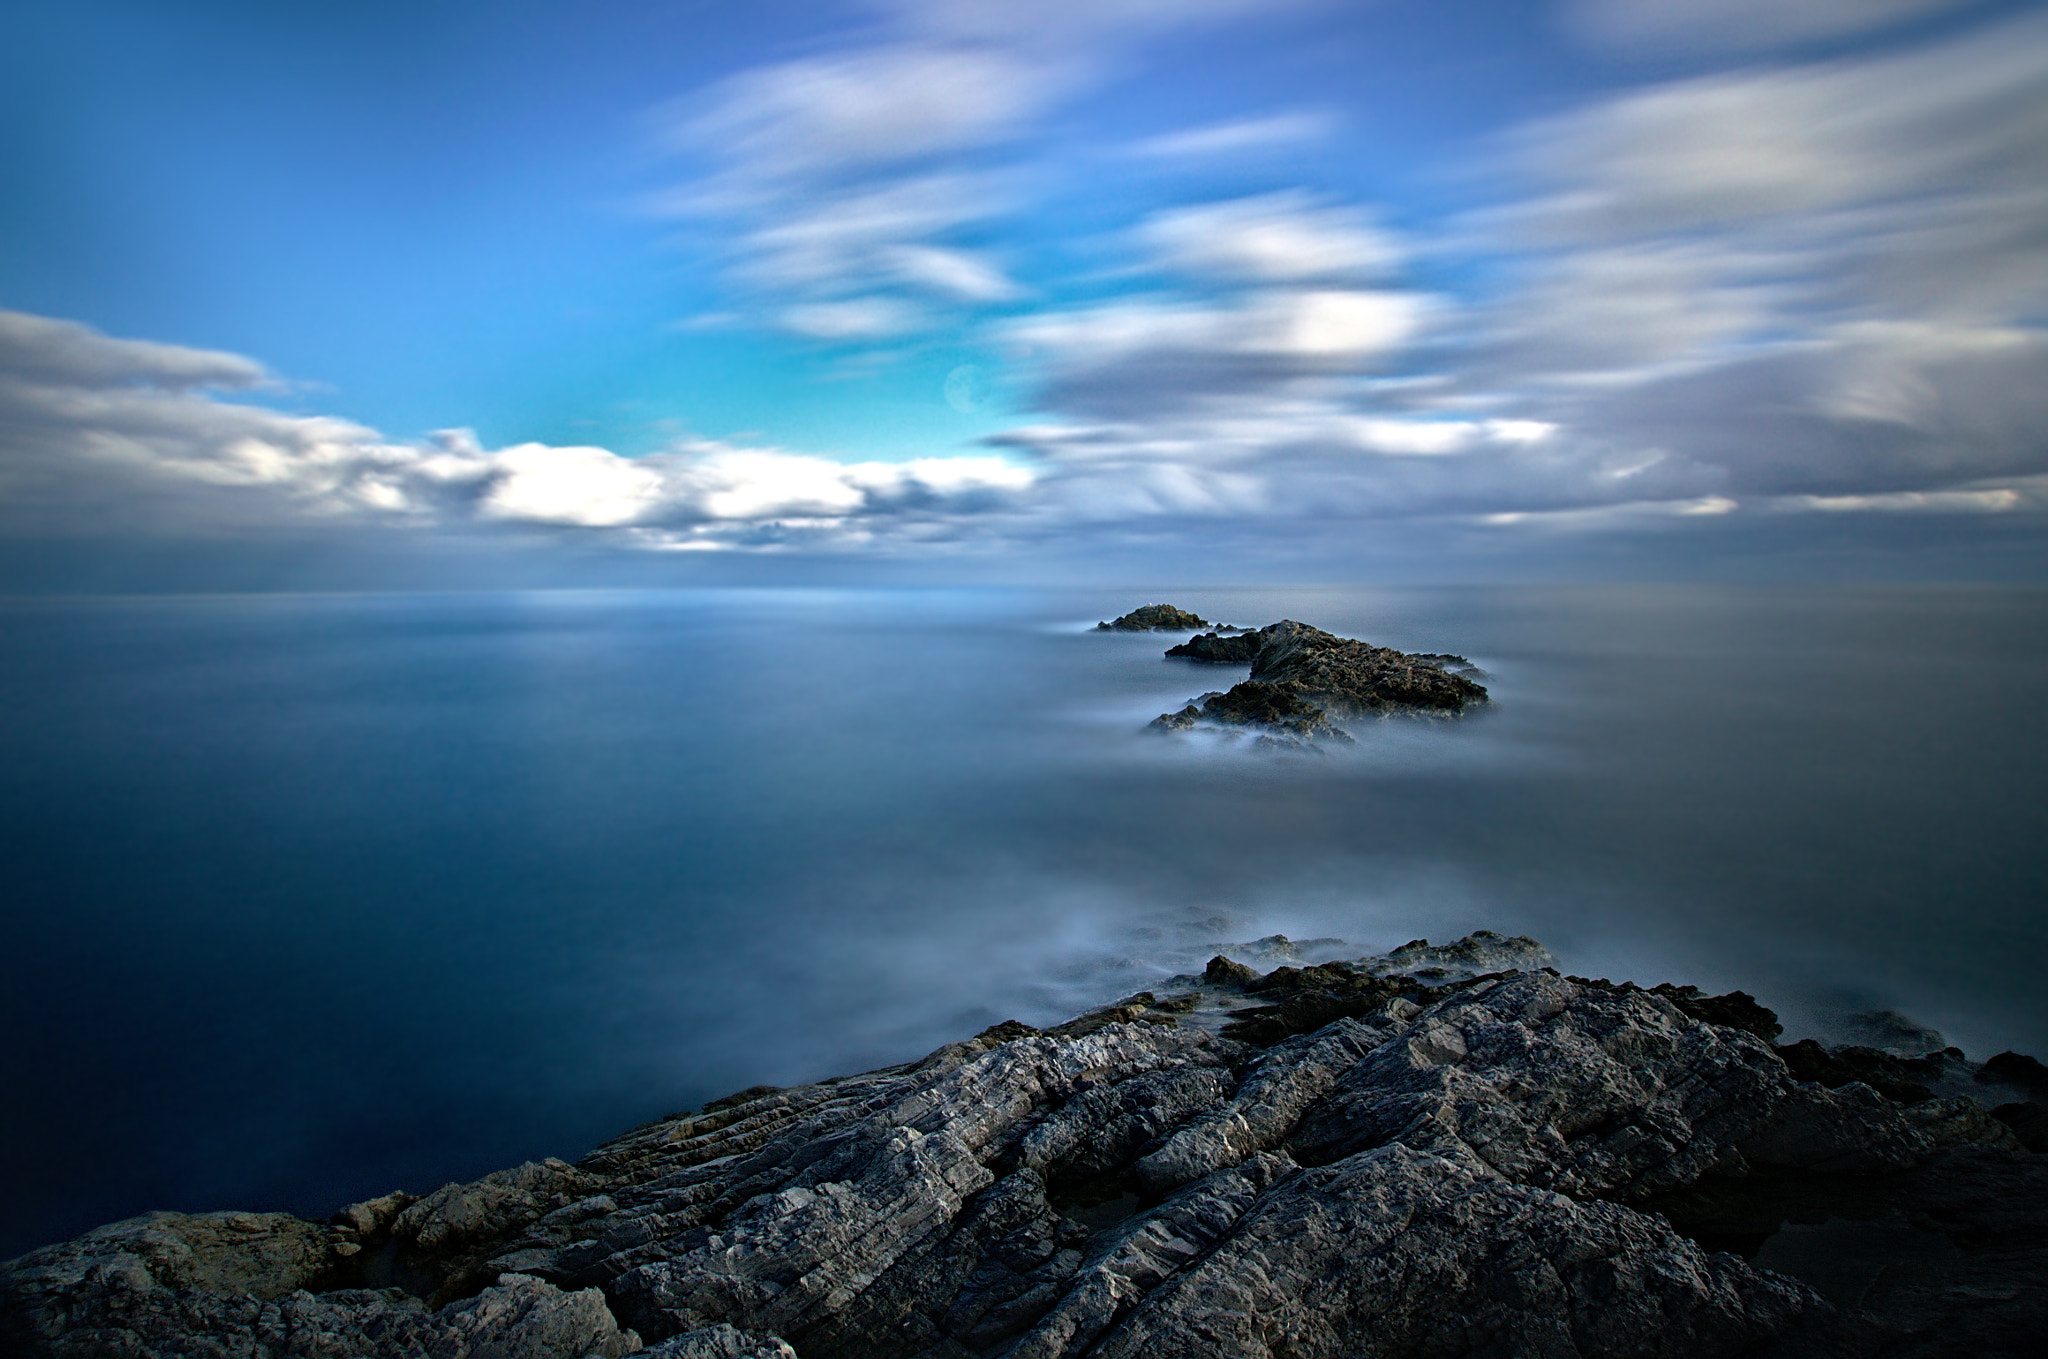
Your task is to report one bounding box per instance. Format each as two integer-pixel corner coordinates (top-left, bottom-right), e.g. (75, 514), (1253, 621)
(7, 933), (2046, 1359)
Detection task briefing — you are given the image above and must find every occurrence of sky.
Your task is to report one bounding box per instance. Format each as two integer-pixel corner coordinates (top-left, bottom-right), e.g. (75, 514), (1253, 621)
(2, 0), (2045, 588)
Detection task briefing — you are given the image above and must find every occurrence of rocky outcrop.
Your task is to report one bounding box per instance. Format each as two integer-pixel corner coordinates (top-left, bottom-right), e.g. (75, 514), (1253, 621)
(1153, 619), (1489, 744)
(7, 933), (2045, 1358)
(1095, 605), (1227, 633)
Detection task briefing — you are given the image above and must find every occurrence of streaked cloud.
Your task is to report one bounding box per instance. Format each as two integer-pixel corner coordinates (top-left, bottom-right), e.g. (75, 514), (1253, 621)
(1563, 0), (1980, 56)
(1140, 194), (1401, 283)
(1125, 112), (1336, 160)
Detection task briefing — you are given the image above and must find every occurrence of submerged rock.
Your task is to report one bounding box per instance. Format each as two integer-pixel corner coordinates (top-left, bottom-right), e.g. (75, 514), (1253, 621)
(7, 931), (2045, 1359)
(1153, 619), (1489, 744)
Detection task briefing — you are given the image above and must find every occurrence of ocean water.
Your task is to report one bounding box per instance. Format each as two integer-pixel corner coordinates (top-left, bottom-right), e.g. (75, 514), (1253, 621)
(2, 583), (2045, 1258)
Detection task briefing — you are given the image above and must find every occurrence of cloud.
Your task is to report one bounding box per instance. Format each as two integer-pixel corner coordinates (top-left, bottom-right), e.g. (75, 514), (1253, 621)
(1125, 111), (1336, 160)
(0, 311), (268, 393)
(671, 45), (1062, 182)
(778, 297), (929, 340)
(884, 245), (1024, 303)
(0, 310), (1037, 553)
(1423, 8), (2048, 517)
(1563, 0), (1979, 56)
(648, 0), (1334, 342)
(1140, 193), (1402, 283)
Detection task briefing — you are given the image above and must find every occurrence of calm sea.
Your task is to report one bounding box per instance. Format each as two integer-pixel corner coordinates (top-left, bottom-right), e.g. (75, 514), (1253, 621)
(3, 584), (2045, 1257)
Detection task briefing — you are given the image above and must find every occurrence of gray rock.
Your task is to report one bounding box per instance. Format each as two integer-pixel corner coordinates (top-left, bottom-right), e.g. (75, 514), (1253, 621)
(642, 1323), (797, 1357)
(8, 937), (2042, 1359)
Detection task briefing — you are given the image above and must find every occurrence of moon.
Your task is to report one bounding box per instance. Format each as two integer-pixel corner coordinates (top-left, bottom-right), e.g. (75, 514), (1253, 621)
(943, 363), (990, 413)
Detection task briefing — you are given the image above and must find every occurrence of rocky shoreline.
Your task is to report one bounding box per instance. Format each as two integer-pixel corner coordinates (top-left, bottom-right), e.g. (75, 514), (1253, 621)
(6, 930), (2045, 1358)
(1097, 606), (1489, 747)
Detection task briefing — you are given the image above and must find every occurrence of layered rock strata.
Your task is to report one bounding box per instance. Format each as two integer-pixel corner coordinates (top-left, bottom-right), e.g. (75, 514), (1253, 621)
(1151, 620), (1489, 745)
(6, 933), (2044, 1359)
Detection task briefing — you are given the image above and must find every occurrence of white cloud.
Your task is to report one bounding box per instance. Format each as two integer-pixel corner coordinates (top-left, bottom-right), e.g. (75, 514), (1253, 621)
(779, 297), (928, 340)
(481, 444), (665, 527)
(1010, 289), (1423, 366)
(1125, 111), (1336, 160)
(674, 45), (1061, 180)
(1780, 488), (2021, 513)
(1140, 194), (1401, 283)
(0, 309), (1039, 552)
(883, 245), (1024, 302)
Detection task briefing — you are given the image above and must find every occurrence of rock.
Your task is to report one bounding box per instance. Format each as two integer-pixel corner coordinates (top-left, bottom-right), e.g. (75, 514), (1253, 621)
(439, 1272), (640, 1358)
(1839, 1008), (1949, 1056)
(1978, 1049), (2048, 1095)
(1371, 929), (1556, 982)
(1202, 955), (1260, 987)
(1162, 630), (1260, 663)
(1150, 618), (1488, 743)
(643, 1322), (798, 1357)
(8, 936), (2044, 1359)
(1992, 1101), (2048, 1151)
(0, 1209), (352, 1348)
(1095, 605), (1218, 632)
(1774, 1039), (1945, 1104)
(0, 1260), (637, 1359)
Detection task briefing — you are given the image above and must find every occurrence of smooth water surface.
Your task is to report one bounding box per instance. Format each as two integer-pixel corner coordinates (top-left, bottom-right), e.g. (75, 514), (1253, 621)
(3, 584), (2045, 1256)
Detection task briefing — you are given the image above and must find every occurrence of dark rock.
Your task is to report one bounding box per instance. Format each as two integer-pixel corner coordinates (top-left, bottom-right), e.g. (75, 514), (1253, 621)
(1162, 630), (1260, 663)
(1775, 1039), (1942, 1104)
(1650, 984), (1785, 1042)
(1992, 1101), (2048, 1151)
(1245, 619), (1488, 714)
(1978, 1049), (2048, 1094)
(1158, 680), (1353, 746)
(1202, 955), (1261, 987)
(1095, 605), (1217, 632)
(1839, 1009), (1949, 1056)
(9, 938), (2043, 1359)
(1150, 618), (1488, 743)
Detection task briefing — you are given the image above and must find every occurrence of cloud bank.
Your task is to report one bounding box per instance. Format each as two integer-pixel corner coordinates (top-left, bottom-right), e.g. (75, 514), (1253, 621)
(4, 2), (2044, 583)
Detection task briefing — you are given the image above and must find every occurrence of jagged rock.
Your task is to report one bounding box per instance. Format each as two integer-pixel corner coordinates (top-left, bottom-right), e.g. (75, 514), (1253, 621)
(386, 1158), (611, 1304)
(439, 1272), (641, 1357)
(1094, 605), (1217, 632)
(1369, 929), (1556, 982)
(1092, 1144), (1819, 1359)
(1151, 619), (1488, 743)
(1773, 1039), (1949, 1104)
(1152, 680), (1354, 745)
(1162, 631), (1260, 663)
(643, 1323), (797, 1356)
(1201, 955), (1260, 987)
(8, 935), (2045, 1359)
(0, 1260), (638, 1359)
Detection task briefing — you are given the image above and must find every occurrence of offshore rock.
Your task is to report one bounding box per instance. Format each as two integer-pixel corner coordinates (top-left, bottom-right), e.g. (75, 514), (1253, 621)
(1154, 619), (1488, 743)
(6, 933), (2045, 1358)
(1095, 605), (1222, 633)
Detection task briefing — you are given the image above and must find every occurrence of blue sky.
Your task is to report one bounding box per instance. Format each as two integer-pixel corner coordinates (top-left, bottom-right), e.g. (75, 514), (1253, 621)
(2, 0), (2044, 585)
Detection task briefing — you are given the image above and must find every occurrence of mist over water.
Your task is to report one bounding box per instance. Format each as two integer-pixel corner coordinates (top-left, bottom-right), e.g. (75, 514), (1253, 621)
(3, 584), (2045, 1258)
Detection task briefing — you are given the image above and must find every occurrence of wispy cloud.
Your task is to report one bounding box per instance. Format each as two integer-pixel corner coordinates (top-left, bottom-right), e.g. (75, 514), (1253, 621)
(1562, 0), (1980, 56)
(1124, 111), (1336, 160)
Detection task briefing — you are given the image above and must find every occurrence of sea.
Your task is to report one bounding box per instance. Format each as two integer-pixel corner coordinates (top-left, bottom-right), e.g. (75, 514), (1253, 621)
(3, 583), (2045, 1258)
